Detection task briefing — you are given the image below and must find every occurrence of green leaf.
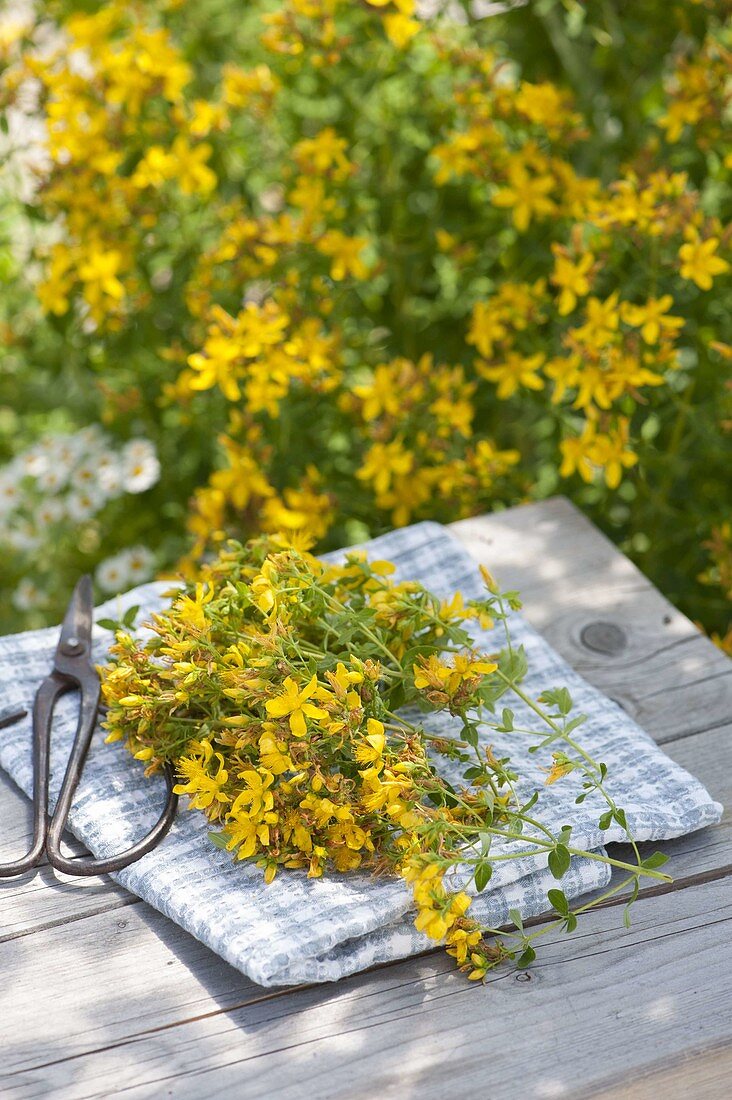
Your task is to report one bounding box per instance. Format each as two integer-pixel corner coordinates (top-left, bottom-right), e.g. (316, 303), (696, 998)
(122, 604), (140, 628)
(501, 707), (514, 731)
(508, 908), (523, 932)
(474, 862), (493, 892)
(519, 790), (539, 815)
(462, 723), (479, 750)
(96, 618), (120, 632)
(598, 810), (613, 831)
(516, 945), (536, 969)
(547, 888), (569, 915)
(538, 686), (573, 715)
(556, 687), (573, 715)
(207, 831), (229, 850)
(564, 714), (587, 734)
(642, 851), (669, 870)
(548, 844), (571, 879)
(500, 645), (528, 683)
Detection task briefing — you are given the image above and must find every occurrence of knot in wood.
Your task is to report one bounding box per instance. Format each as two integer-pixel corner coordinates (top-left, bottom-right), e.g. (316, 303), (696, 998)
(579, 620), (627, 655)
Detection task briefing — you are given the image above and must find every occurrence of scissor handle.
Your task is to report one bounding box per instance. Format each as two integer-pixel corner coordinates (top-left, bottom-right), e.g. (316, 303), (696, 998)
(45, 675), (179, 875)
(46, 763), (178, 876)
(0, 675), (178, 880)
(0, 679), (67, 879)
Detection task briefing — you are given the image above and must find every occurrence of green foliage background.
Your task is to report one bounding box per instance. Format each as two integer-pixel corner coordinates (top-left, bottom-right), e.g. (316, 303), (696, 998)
(0, 0), (730, 638)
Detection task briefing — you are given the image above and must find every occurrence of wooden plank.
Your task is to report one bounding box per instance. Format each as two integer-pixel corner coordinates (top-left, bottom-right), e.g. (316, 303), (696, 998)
(591, 1044), (732, 1100)
(452, 499), (732, 744)
(2, 877), (730, 1100)
(0, 770), (133, 942)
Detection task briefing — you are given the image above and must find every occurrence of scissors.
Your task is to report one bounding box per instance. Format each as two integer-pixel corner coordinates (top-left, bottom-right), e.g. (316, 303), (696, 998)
(0, 576), (178, 879)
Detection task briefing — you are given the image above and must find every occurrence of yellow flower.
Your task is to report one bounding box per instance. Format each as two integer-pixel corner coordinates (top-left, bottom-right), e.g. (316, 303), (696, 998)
(432, 129), (487, 184)
(621, 295), (684, 344)
(231, 769), (275, 818)
(357, 439), (413, 495)
(383, 12), (420, 49)
(559, 421), (598, 483)
(492, 160), (555, 232)
(294, 127), (351, 175)
(354, 363), (404, 421)
(678, 235), (729, 291)
(173, 582), (214, 631)
(592, 421), (638, 489)
(515, 81), (576, 129)
(446, 925), (483, 966)
(467, 301), (508, 358)
(173, 741), (231, 813)
(550, 247), (594, 316)
(477, 352), (545, 399)
(79, 249), (125, 305)
(265, 674), (329, 737)
(354, 718), (387, 771)
(545, 755), (574, 785)
(259, 732), (293, 775)
(170, 137), (217, 195)
(317, 230), (370, 280)
(570, 293), (620, 353)
(414, 653), (496, 696)
(251, 560), (280, 616)
(225, 815), (273, 860)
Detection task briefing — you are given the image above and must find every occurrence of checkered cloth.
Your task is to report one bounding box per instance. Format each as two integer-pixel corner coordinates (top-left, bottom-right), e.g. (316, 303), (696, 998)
(0, 522), (722, 986)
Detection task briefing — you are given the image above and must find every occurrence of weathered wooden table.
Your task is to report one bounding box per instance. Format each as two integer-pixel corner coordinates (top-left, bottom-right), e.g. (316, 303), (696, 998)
(1, 498), (730, 1099)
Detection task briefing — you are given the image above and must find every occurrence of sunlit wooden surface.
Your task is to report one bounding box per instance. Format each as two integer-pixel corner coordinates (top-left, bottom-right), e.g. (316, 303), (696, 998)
(1, 497), (730, 1099)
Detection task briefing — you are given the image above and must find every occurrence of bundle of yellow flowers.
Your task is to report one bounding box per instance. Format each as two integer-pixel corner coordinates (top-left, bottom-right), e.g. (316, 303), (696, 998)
(100, 532), (670, 978)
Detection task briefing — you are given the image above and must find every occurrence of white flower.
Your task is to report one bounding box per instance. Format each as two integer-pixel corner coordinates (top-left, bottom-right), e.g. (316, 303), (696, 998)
(19, 447), (48, 478)
(48, 435), (82, 471)
(73, 459), (102, 491)
(65, 487), (103, 521)
(36, 497), (64, 527)
(0, 472), (23, 515)
(96, 552), (131, 594)
(37, 463), (71, 494)
(116, 545), (156, 586)
(12, 578), (45, 612)
(6, 518), (40, 551)
(75, 424), (106, 453)
(98, 460), (124, 497)
(122, 439), (160, 494)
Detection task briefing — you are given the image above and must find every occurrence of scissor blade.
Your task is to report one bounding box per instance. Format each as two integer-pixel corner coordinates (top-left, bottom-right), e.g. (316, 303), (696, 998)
(55, 575), (94, 661)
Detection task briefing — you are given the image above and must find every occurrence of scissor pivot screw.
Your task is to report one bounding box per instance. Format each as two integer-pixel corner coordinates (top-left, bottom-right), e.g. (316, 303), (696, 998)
(62, 637), (84, 656)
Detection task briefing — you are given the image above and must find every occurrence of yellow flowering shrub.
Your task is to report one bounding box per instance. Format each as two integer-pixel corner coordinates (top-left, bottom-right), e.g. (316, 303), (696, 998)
(0, 0), (730, 646)
(101, 532), (670, 976)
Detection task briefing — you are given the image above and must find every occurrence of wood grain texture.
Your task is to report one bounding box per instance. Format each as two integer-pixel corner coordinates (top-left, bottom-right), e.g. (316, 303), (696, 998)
(0, 497), (729, 1099)
(3, 879), (730, 1100)
(451, 499), (732, 744)
(0, 770), (132, 942)
(591, 1044), (732, 1100)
